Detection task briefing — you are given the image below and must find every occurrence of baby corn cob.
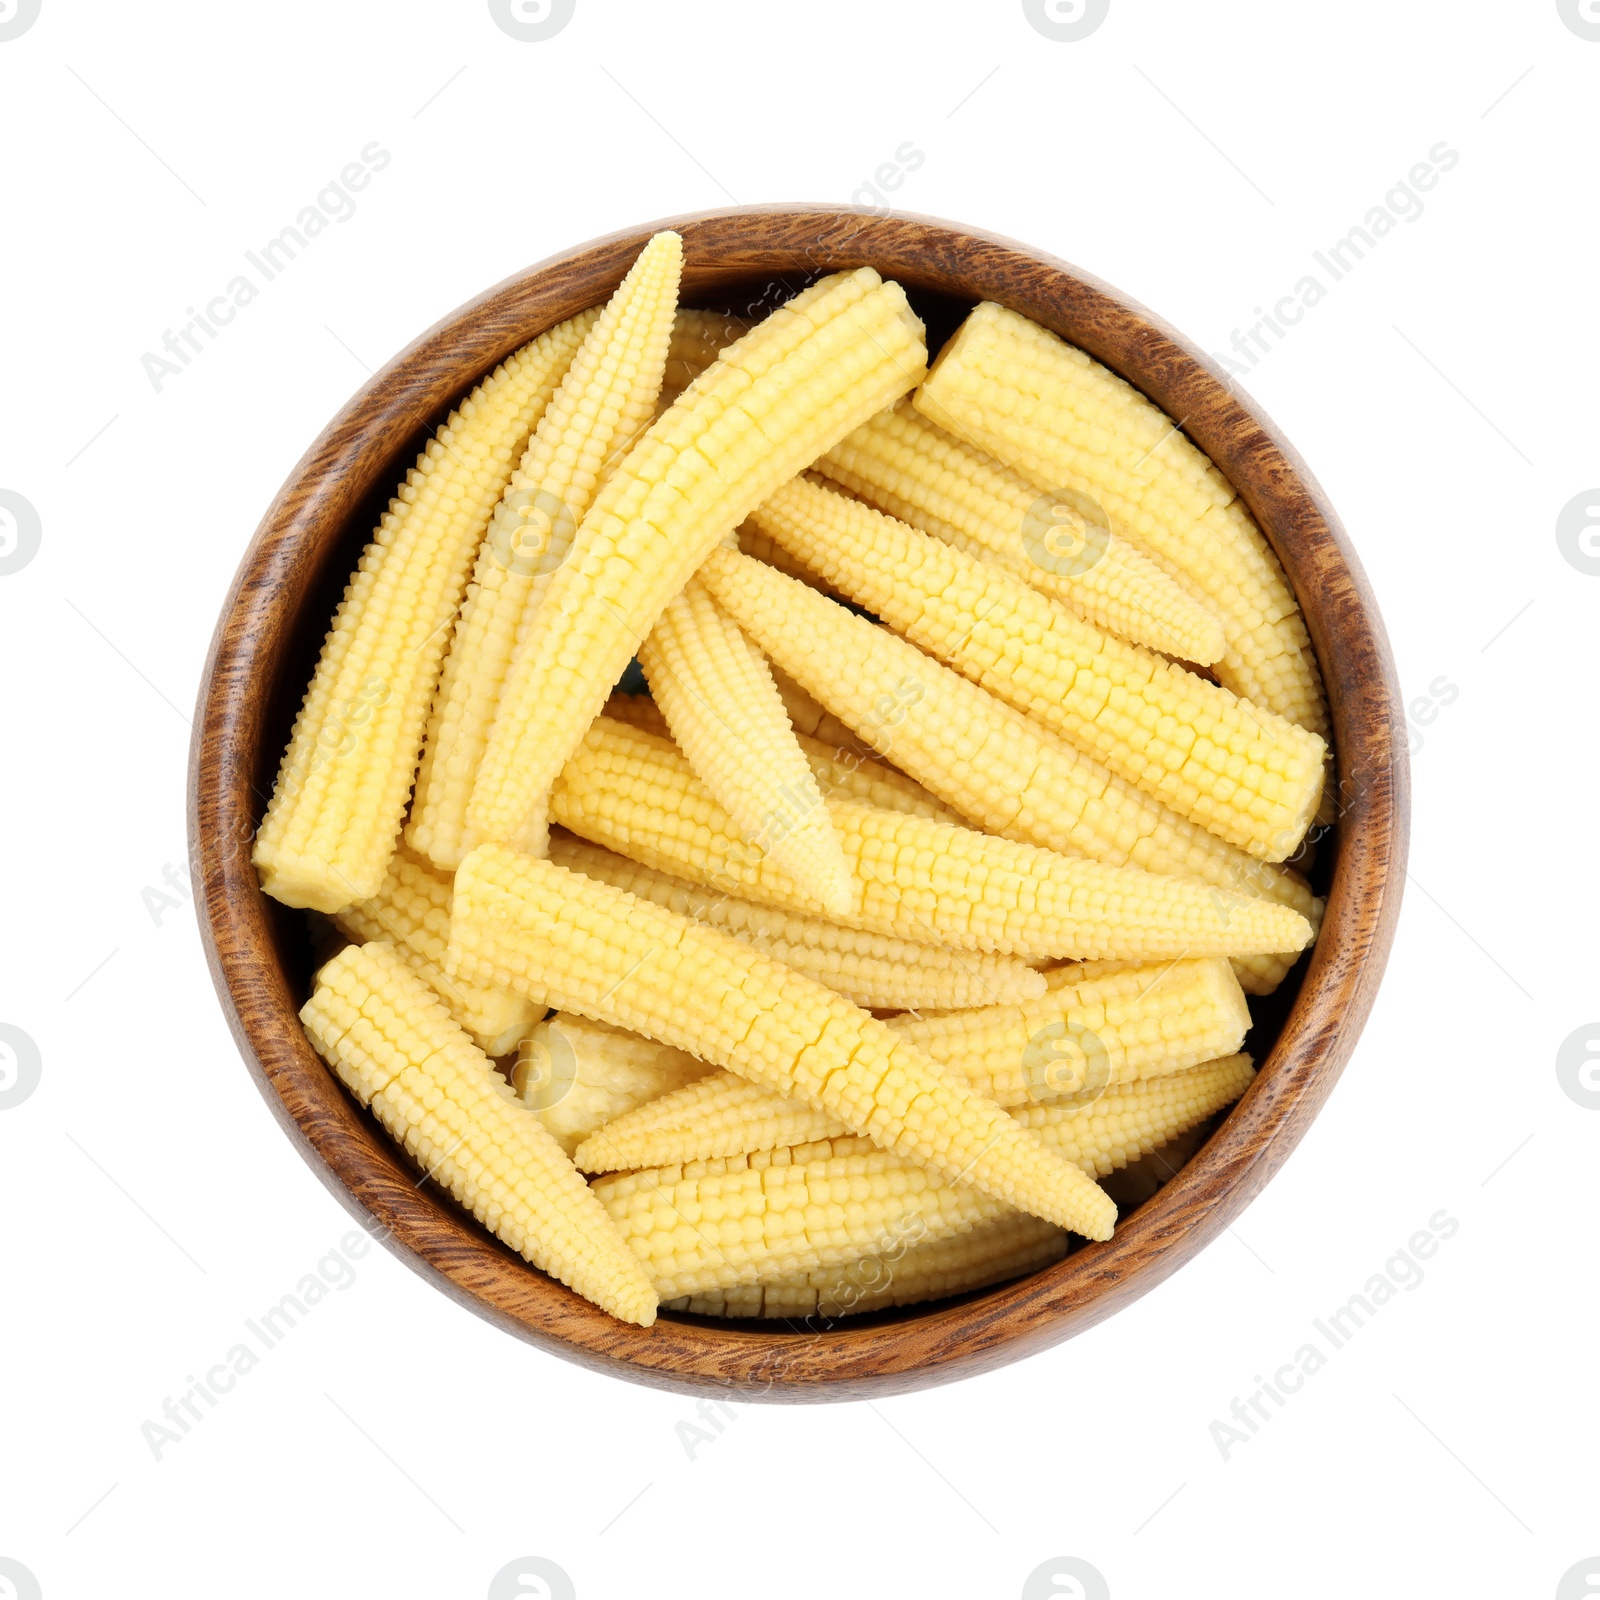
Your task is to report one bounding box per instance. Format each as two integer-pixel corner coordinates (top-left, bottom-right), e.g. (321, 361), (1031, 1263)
(301, 943), (657, 1324)
(575, 1070), (848, 1173)
(549, 832), (1045, 1011)
(698, 545), (1324, 898)
(916, 301), (1328, 736)
(1232, 893), (1325, 995)
(551, 718), (1313, 961)
(466, 269), (928, 857)
(332, 844), (538, 1056)
(591, 1136), (1014, 1299)
(253, 311), (597, 910)
(407, 233), (684, 871)
(1056, 929), (1324, 1001)
(1012, 1054), (1255, 1176)
(663, 309), (752, 392)
(663, 1212), (1067, 1319)
(577, 961), (1248, 1167)
(604, 691), (956, 824)
(447, 846), (1117, 1237)
(511, 1012), (713, 1156)
(595, 1057), (1249, 1299)
(818, 400), (1225, 663)
(589, 1048), (1253, 1191)
(886, 957), (1250, 1106)
(638, 576), (856, 913)
(746, 476), (1325, 861)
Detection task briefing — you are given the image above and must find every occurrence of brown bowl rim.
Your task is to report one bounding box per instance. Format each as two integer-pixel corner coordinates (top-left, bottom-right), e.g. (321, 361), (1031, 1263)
(189, 204), (1409, 1401)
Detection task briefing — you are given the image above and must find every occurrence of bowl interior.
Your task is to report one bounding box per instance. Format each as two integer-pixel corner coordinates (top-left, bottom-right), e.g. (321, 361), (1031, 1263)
(195, 208), (1405, 1399)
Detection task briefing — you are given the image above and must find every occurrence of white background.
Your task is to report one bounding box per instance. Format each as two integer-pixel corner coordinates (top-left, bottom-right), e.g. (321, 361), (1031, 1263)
(2, 2), (1596, 1596)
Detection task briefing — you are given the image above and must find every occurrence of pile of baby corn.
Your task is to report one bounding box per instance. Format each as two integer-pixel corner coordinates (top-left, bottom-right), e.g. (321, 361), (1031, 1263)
(255, 232), (1329, 1329)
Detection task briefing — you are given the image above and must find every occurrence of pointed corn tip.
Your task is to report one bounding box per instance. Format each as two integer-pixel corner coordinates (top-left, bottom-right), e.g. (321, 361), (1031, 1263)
(571, 1133), (617, 1173)
(1057, 1169), (1119, 1242)
(633, 230), (684, 273)
(616, 1292), (659, 1328)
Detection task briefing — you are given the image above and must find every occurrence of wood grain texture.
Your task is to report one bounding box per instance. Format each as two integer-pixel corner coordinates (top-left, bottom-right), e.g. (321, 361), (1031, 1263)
(188, 206), (1409, 1401)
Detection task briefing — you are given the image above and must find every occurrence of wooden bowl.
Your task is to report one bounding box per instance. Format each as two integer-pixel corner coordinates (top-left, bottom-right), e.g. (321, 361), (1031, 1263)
(190, 206), (1408, 1400)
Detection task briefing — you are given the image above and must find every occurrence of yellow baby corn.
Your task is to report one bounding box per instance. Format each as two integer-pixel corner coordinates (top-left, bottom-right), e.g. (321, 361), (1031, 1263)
(1012, 1054), (1255, 1176)
(301, 943), (657, 1325)
(551, 718), (1313, 961)
(602, 691), (956, 825)
(595, 1056), (1249, 1300)
(698, 545), (1324, 892)
(447, 846), (1116, 1237)
(1046, 949), (1308, 1005)
(1231, 893), (1325, 995)
(1054, 932), (1324, 1001)
(591, 1136), (1014, 1299)
(577, 962), (1248, 1166)
(663, 1212), (1067, 1319)
(511, 1012), (713, 1156)
(575, 1070), (848, 1173)
(916, 301), (1328, 735)
(639, 576), (856, 913)
(589, 1047), (1252, 1198)
(253, 311), (597, 911)
(886, 957), (1250, 1106)
(407, 233), (683, 872)
(594, 1137), (883, 1193)
(746, 476), (1325, 861)
(550, 831), (1042, 1012)
(817, 795), (1315, 961)
(466, 269), (928, 857)
(819, 399), (1225, 662)
(332, 843), (537, 1056)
